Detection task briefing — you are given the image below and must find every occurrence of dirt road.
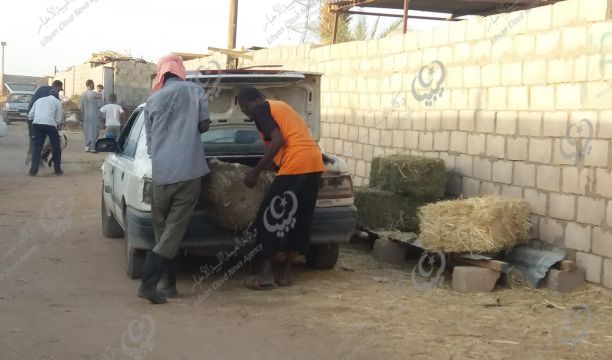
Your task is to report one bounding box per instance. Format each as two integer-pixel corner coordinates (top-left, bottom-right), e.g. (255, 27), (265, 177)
(1, 123), (611, 360)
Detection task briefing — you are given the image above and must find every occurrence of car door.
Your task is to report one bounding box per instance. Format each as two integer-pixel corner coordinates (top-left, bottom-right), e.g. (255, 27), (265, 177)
(112, 109), (145, 220)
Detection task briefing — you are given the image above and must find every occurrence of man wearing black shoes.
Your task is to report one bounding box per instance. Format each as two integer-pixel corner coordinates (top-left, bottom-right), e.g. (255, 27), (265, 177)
(138, 54), (210, 304)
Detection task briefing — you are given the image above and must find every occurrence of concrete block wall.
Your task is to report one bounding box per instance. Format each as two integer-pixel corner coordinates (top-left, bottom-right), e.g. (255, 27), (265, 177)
(54, 63), (105, 99)
(229, 0), (612, 288)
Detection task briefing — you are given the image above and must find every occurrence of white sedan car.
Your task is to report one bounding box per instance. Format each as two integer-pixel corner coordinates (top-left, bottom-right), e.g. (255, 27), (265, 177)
(96, 70), (358, 278)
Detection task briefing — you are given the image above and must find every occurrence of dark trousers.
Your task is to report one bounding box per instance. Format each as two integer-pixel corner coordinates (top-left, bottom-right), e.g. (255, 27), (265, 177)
(255, 172), (322, 258)
(30, 124), (61, 175)
(26, 120), (34, 161)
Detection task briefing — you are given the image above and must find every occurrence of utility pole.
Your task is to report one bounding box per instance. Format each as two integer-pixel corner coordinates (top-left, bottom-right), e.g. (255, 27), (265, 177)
(1, 42), (6, 95)
(228, 0), (238, 49)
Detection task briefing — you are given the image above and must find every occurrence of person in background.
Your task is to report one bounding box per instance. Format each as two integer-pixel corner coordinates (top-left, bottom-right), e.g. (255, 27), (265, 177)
(96, 84), (106, 105)
(237, 86), (325, 290)
(81, 80), (102, 152)
(28, 88), (63, 176)
(138, 54), (210, 304)
(99, 93), (125, 140)
(26, 80), (63, 165)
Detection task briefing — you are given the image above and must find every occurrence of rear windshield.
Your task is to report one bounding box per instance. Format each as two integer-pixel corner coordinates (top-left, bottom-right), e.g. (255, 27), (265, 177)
(9, 94), (32, 104)
(201, 127), (266, 156)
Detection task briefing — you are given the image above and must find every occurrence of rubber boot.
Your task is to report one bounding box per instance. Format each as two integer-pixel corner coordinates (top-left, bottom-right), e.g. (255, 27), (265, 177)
(159, 257), (178, 298)
(137, 251), (168, 304)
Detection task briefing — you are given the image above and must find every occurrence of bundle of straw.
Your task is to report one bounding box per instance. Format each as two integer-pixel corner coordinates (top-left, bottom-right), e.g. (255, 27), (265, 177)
(200, 159), (274, 231)
(419, 196), (531, 254)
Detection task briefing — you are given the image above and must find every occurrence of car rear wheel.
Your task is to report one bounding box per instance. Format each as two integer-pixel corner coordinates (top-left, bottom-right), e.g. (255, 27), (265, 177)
(101, 192), (124, 238)
(306, 243), (339, 270)
(124, 211), (146, 279)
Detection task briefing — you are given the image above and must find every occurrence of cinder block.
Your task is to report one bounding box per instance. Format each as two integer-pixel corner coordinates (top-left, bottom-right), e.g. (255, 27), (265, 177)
(448, 21), (467, 44)
(458, 111), (475, 131)
(446, 66), (464, 89)
(555, 84), (582, 110)
(473, 157), (492, 181)
(576, 252), (602, 283)
(501, 185), (523, 198)
(565, 222), (592, 252)
(496, 111), (517, 135)
(536, 31), (561, 57)
(405, 130), (419, 148)
(527, 5), (552, 32)
(562, 166), (591, 195)
(593, 227), (612, 257)
(491, 36), (513, 60)
(507, 137), (529, 161)
(561, 26), (588, 52)
(584, 140), (609, 167)
(426, 112), (442, 131)
(543, 269), (586, 293)
(537, 165), (561, 191)
(472, 40), (491, 62)
(513, 162), (536, 187)
(462, 177), (480, 197)
(523, 60), (547, 85)
(603, 258), (612, 289)
(552, 0), (579, 28)
(530, 86), (556, 111)
(433, 131), (450, 151)
(518, 112), (542, 136)
(514, 34), (537, 59)
(548, 59), (574, 84)
(467, 134), (486, 155)
(577, 197), (606, 226)
(463, 66), (481, 87)
(543, 112), (569, 136)
(452, 266), (500, 293)
(454, 154), (473, 176)
(441, 110), (458, 130)
(549, 193), (576, 221)
(487, 87), (507, 109)
(539, 218), (565, 246)
(481, 63), (501, 87)
(529, 138), (553, 163)
(508, 86), (529, 110)
(476, 111), (496, 133)
(486, 134), (505, 158)
(419, 132), (434, 151)
(501, 62), (523, 86)
(524, 188), (547, 215)
(372, 238), (409, 264)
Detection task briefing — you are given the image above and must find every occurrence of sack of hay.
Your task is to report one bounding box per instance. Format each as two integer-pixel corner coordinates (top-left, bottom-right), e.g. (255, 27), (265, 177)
(354, 187), (428, 232)
(199, 159), (274, 231)
(370, 155), (446, 200)
(419, 196), (531, 254)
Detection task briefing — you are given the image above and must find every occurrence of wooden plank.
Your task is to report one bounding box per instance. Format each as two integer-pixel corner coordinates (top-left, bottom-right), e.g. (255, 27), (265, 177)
(455, 257), (511, 273)
(553, 260), (576, 272)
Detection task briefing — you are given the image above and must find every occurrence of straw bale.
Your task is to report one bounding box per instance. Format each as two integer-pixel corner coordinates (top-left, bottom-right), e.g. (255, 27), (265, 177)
(354, 187), (428, 232)
(370, 155), (446, 199)
(419, 196), (531, 254)
(199, 159), (273, 231)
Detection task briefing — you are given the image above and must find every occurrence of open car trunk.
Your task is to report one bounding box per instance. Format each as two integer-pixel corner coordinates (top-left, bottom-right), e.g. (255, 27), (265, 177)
(187, 71), (321, 140)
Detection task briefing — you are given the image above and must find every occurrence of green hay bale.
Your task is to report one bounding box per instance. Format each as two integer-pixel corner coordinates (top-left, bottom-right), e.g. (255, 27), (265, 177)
(354, 187), (427, 232)
(369, 155), (446, 199)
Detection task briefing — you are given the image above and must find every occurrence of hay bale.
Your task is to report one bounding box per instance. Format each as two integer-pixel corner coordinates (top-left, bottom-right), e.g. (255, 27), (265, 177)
(199, 159), (273, 231)
(369, 155), (446, 199)
(354, 187), (427, 232)
(419, 196), (531, 254)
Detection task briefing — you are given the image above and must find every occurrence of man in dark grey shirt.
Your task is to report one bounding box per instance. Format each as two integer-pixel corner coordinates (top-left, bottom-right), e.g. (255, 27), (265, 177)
(138, 54), (210, 304)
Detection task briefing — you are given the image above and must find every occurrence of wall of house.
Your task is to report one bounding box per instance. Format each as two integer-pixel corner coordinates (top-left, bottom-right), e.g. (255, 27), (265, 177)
(221, 0), (612, 287)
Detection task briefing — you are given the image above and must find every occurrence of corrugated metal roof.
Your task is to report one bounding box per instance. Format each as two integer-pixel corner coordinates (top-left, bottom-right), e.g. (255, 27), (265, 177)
(327, 0), (564, 17)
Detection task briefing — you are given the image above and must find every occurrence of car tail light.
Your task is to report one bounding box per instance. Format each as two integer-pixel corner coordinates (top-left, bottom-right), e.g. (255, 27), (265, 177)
(318, 174), (353, 199)
(143, 178), (152, 204)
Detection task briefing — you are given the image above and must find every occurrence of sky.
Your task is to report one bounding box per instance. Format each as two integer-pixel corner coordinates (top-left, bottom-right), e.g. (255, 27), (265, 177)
(0, 0), (445, 77)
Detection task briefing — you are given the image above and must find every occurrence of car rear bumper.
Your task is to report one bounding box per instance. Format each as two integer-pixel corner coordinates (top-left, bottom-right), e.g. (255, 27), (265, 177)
(4, 112), (28, 122)
(126, 205), (358, 251)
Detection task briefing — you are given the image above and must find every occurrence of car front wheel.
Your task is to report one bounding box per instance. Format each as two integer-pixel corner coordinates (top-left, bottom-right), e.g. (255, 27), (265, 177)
(306, 243), (339, 270)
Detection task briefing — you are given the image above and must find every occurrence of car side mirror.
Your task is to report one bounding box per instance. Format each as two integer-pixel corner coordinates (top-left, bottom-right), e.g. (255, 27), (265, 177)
(95, 138), (120, 153)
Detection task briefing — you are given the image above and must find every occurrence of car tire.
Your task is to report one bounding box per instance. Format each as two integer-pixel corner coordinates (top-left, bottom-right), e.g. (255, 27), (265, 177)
(101, 192), (124, 238)
(306, 243), (339, 270)
(124, 213), (145, 279)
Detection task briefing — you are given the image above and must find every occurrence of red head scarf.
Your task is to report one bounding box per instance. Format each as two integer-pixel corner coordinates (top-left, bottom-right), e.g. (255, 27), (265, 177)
(151, 54), (187, 94)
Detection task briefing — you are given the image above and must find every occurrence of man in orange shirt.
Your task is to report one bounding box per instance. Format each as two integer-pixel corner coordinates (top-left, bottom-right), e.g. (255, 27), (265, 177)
(238, 86), (324, 289)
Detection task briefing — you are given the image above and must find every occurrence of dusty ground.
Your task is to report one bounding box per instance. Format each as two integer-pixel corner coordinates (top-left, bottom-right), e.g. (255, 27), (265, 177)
(1, 122), (611, 360)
